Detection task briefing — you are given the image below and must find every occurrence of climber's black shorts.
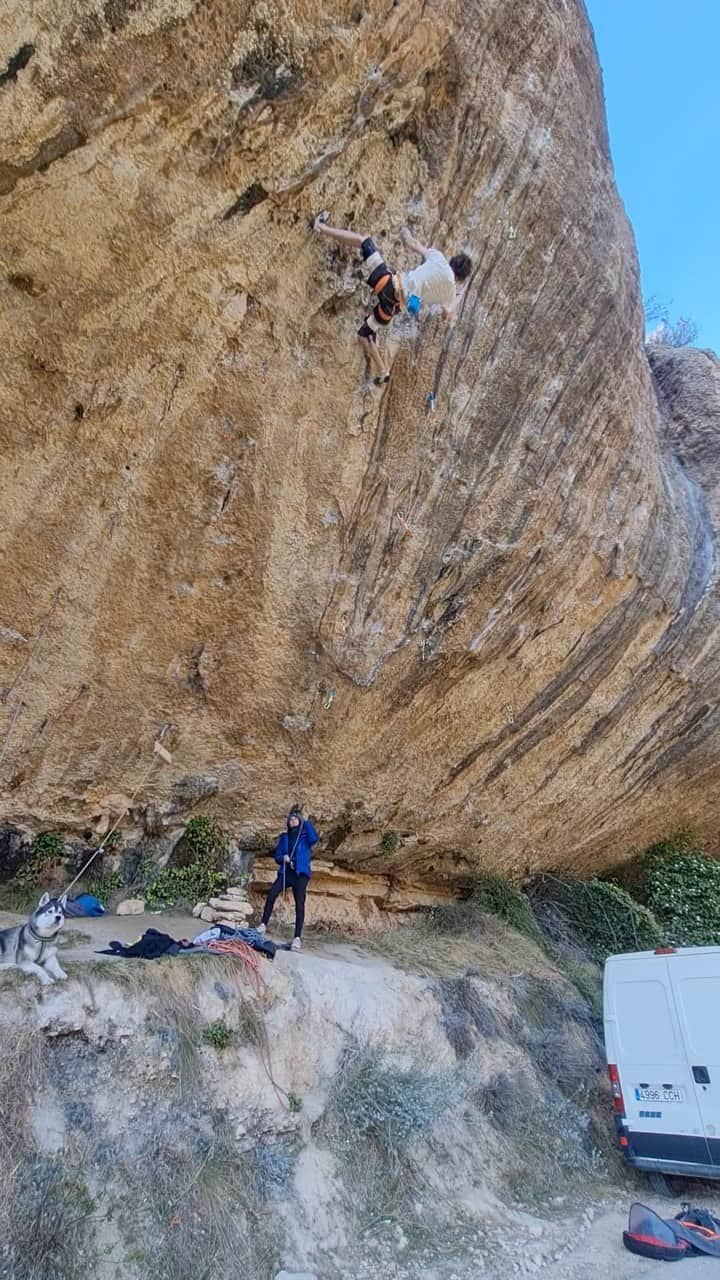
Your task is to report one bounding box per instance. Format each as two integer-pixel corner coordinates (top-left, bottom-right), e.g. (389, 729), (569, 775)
(358, 237), (399, 341)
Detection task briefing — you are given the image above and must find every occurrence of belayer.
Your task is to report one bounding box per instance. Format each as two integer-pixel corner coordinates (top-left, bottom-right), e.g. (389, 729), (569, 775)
(313, 214), (472, 385)
(257, 806), (319, 951)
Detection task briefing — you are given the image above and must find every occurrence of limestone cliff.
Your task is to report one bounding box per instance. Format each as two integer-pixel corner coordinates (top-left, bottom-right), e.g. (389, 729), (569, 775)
(1, 0), (719, 879)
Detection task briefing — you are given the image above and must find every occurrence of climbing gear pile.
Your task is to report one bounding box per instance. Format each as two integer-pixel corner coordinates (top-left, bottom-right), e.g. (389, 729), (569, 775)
(623, 1202), (720, 1260)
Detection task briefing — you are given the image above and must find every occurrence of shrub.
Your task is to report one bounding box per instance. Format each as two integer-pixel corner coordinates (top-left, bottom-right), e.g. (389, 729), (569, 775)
(143, 816), (228, 909)
(554, 956), (603, 1022)
(122, 1120), (288, 1278)
(379, 830), (400, 855)
(641, 839), (720, 946)
(326, 1045), (451, 1158)
(184, 816), (229, 863)
(202, 1021), (233, 1051)
(13, 831), (65, 888)
(322, 1044), (453, 1230)
(474, 1071), (522, 1133)
(647, 316), (699, 348)
(475, 1070), (607, 1203)
(8, 1155), (96, 1280)
(144, 863), (227, 910)
(250, 1141), (296, 1196)
(530, 875), (661, 961)
(86, 869), (122, 904)
(432, 875), (547, 949)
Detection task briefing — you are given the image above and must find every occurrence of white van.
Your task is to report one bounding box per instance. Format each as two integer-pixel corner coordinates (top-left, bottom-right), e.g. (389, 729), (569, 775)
(604, 945), (720, 1180)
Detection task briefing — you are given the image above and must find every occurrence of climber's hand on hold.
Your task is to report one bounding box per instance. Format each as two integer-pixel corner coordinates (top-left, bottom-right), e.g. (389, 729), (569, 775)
(400, 226), (430, 259)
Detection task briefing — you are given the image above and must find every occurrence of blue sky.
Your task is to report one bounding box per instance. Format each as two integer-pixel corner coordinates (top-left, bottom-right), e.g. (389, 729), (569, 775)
(585, 0), (719, 352)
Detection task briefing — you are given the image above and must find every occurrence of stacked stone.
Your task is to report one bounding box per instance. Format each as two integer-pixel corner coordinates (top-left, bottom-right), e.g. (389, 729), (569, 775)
(193, 885), (254, 927)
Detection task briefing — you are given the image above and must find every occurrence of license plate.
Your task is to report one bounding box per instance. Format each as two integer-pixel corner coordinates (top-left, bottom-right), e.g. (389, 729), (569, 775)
(635, 1087), (683, 1103)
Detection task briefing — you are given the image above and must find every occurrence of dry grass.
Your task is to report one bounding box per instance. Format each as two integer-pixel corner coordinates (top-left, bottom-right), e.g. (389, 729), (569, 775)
(353, 911), (555, 981)
(320, 1043), (456, 1233)
(103, 955), (270, 1093)
(57, 928), (91, 949)
(0, 1029), (100, 1279)
(119, 1120), (291, 1279)
(0, 1027), (42, 1211)
(436, 975), (504, 1057)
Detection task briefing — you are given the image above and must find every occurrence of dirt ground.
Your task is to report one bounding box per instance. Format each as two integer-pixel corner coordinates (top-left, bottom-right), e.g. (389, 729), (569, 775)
(544, 1202), (720, 1280)
(3, 908), (720, 1280)
(0, 906), (261, 960)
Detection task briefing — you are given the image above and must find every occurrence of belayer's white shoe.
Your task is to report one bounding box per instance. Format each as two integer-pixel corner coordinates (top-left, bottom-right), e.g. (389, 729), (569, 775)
(291, 937), (302, 952)
(256, 923), (267, 935)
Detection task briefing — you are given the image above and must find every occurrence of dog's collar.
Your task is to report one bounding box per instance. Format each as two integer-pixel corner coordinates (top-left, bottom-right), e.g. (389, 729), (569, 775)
(27, 922), (50, 956)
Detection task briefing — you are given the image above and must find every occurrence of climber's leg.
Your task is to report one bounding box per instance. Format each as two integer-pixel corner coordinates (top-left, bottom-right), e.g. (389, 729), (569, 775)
(358, 327), (388, 381)
(358, 314), (390, 381)
(315, 218), (394, 383)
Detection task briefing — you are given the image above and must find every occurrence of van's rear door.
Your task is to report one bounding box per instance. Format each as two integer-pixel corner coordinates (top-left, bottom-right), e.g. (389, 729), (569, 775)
(667, 952), (720, 1165)
(605, 954), (709, 1166)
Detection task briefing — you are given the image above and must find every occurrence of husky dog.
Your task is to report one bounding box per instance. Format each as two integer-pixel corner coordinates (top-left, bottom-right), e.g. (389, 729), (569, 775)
(0, 893), (68, 985)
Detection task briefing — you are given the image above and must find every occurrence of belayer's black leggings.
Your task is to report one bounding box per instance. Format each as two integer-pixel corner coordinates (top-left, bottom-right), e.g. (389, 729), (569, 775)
(261, 868), (309, 937)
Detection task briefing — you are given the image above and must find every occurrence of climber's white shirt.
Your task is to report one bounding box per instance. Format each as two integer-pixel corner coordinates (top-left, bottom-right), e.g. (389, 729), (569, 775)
(402, 249), (456, 310)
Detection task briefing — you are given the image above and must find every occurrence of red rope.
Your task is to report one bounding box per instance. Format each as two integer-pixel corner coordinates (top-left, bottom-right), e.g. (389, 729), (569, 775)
(206, 938), (264, 996)
(205, 939), (290, 1109)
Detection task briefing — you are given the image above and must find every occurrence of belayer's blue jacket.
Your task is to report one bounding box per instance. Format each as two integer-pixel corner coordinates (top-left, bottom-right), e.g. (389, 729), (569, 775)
(274, 820), (320, 878)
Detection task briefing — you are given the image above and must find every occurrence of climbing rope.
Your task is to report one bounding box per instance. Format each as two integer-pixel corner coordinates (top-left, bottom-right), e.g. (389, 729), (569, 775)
(205, 938), (293, 1110)
(62, 728), (173, 897)
(207, 937), (263, 990)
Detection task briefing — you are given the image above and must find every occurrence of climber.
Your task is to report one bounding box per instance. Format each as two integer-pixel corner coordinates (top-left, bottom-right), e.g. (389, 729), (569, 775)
(313, 213), (472, 385)
(257, 807), (319, 951)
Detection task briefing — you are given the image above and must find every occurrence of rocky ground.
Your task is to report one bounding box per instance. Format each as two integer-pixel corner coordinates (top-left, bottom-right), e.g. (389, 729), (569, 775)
(2, 906), (720, 1279)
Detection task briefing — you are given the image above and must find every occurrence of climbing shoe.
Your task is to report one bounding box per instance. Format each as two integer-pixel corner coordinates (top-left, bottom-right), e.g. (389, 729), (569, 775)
(256, 923), (267, 935)
(374, 372), (390, 386)
(291, 937), (302, 952)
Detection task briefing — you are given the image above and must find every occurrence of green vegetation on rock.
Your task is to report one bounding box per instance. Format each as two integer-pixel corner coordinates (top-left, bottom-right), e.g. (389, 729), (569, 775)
(531, 875), (662, 961)
(143, 816), (228, 910)
(637, 834), (720, 946)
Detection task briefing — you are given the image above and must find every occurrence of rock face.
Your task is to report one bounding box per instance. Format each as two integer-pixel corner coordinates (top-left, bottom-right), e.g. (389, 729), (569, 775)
(1, 0), (719, 879)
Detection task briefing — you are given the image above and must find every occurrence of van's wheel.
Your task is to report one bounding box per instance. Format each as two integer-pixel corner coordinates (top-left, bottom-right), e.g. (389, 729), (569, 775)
(647, 1172), (674, 1197)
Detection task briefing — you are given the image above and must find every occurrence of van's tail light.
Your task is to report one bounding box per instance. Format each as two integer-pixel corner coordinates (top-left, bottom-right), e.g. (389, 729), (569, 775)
(608, 1063), (626, 1115)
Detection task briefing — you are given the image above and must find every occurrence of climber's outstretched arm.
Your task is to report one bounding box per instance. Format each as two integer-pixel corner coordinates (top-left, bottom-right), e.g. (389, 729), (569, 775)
(400, 225), (431, 260)
(313, 217), (365, 249)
